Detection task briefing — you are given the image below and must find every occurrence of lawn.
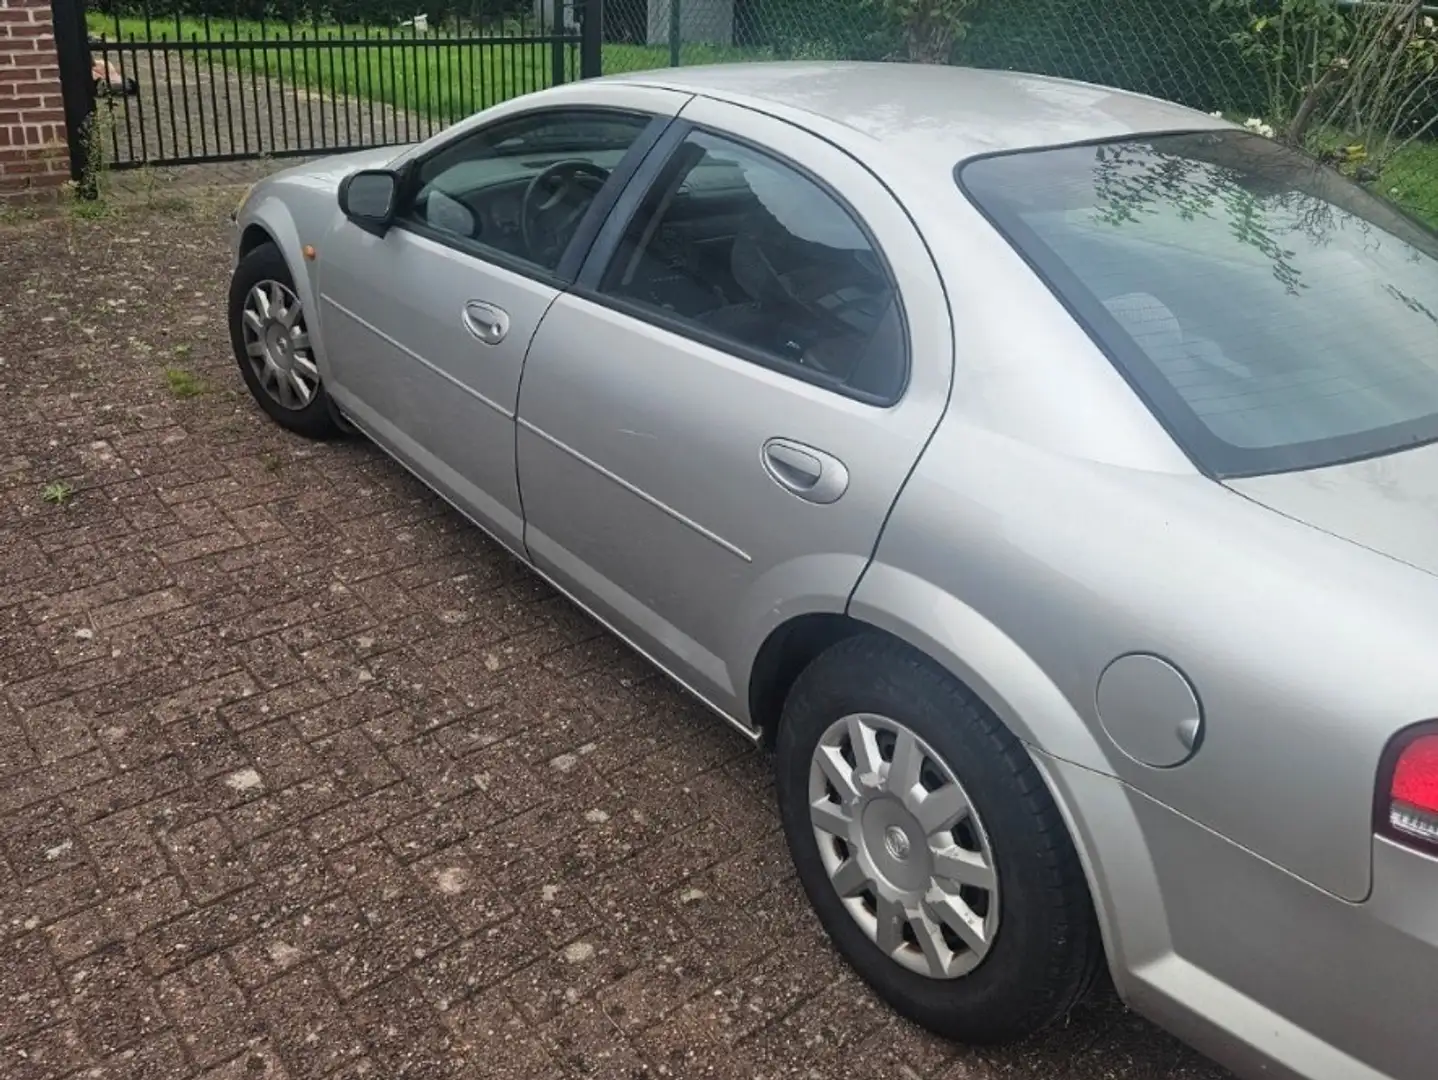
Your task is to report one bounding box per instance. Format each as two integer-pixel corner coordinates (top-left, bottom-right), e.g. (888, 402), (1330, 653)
(87, 13), (762, 127)
(1384, 139), (1438, 230)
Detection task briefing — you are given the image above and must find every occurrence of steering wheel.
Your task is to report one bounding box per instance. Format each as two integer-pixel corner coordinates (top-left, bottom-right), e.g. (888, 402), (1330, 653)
(520, 159), (610, 263)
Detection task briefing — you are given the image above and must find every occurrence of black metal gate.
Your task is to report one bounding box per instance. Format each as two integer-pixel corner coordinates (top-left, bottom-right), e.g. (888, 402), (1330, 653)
(54, 0), (602, 174)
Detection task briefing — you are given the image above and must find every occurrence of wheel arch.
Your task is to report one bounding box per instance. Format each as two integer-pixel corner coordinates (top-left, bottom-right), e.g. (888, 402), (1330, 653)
(237, 223), (277, 260)
(747, 587), (1116, 772)
(748, 612), (867, 747)
(233, 196), (329, 374)
(845, 563), (1116, 773)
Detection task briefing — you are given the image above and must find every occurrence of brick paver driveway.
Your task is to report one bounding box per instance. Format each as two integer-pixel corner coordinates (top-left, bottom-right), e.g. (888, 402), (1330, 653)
(0, 200), (1235, 1080)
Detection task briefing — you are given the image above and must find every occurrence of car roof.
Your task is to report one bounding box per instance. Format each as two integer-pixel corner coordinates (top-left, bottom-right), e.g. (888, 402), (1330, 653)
(603, 61), (1225, 167)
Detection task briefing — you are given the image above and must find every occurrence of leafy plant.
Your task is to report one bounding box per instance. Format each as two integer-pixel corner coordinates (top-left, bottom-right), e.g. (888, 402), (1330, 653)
(1213, 0), (1438, 175)
(1213, 0), (1350, 124)
(65, 101), (112, 210)
(42, 481), (76, 506)
(880, 0), (981, 62)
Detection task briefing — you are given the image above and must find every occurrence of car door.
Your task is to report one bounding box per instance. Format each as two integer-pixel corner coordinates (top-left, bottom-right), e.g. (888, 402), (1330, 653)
(515, 98), (954, 725)
(315, 92), (683, 552)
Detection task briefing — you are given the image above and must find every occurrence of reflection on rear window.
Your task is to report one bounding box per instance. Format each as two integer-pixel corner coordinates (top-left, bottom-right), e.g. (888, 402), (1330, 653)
(959, 132), (1438, 477)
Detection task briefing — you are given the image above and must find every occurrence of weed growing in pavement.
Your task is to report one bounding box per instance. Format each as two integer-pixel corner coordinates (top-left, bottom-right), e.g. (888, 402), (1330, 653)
(62, 106), (114, 220)
(42, 481), (76, 506)
(0, 201), (40, 226)
(163, 366), (209, 398)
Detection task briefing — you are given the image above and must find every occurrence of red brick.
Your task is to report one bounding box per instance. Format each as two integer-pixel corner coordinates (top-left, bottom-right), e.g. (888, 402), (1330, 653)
(8, 52), (55, 70)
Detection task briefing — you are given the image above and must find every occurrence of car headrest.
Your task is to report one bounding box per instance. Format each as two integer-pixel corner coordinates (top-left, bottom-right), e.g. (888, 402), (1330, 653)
(1103, 292), (1184, 352)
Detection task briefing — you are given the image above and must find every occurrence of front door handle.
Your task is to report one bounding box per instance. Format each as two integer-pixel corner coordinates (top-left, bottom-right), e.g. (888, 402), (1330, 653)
(762, 438), (849, 504)
(462, 300), (510, 345)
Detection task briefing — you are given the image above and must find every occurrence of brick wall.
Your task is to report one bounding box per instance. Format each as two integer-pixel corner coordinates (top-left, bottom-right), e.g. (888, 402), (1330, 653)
(0, 0), (70, 200)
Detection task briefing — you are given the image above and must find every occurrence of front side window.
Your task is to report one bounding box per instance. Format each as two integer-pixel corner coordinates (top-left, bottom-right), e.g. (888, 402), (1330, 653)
(407, 110), (651, 273)
(599, 130), (906, 402)
(960, 132), (1438, 477)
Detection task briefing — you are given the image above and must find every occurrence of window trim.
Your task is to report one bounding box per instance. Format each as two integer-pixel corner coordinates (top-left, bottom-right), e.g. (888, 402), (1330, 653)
(390, 106), (673, 287)
(572, 118), (913, 408)
(956, 129), (1438, 480)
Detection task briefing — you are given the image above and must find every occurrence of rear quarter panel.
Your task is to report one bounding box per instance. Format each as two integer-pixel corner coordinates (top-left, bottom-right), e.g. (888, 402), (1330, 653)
(852, 411), (1438, 902)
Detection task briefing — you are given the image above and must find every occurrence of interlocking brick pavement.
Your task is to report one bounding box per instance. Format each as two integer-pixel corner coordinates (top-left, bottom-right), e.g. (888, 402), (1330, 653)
(0, 201), (1236, 1079)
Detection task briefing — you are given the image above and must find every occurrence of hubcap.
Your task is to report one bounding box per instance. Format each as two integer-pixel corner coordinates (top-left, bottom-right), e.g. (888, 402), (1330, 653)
(808, 713), (1000, 980)
(240, 280), (319, 411)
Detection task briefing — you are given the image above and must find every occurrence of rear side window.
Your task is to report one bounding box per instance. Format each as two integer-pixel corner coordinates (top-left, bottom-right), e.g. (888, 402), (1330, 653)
(960, 132), (1438, 478)
(598, 130), (907, 404)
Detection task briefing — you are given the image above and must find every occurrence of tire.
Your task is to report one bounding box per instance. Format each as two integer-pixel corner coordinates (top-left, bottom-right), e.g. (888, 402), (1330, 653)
(228, 241), (339, 440)
(775, 633), (1103, 1045)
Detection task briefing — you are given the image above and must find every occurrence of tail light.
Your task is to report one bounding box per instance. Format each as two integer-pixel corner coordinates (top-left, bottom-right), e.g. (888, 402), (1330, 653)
(1379, 726), (1438, 851)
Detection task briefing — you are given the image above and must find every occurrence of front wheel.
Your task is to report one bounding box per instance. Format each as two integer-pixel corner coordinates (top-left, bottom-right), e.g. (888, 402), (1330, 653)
(775, 634), (1103, 1045)
(227, 241), (339, 440)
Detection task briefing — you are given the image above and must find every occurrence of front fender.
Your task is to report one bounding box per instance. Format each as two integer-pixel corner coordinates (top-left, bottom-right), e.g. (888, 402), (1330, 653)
(235, 192), (334, 380)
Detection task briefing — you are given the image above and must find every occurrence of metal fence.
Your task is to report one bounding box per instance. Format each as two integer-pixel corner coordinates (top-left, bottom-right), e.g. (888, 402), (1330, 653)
(599, 0), (1265, 110)
(65, 0), (1438, 227)
(598, 0), (1438, 226)
(68, 0), (597, 169)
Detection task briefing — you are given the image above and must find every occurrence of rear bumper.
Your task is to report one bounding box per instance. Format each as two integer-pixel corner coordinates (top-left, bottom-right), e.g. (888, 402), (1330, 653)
(1037, 752), (1438, 1080)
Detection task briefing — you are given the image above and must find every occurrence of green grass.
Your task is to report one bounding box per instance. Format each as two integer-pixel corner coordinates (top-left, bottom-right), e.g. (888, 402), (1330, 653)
(88, 13), (762, 124)
(1384, 140), (1438, 230)
(163, 366), (209, 397)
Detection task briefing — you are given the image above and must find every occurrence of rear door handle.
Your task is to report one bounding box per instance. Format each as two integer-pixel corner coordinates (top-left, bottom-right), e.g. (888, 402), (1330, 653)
(762, 438), (849, 504)
(462, 300), (509, 345)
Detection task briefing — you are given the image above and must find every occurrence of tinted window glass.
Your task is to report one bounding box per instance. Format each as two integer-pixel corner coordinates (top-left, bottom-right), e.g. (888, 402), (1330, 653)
(960, 132), (1438, 477)
(408, 110), (649, 272)
(600, 131), (906, 402)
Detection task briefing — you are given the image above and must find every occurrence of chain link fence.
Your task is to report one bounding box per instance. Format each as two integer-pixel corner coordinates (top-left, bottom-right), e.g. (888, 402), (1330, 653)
(599, 0), (1264, 108)
(596, 0), (1438, 227)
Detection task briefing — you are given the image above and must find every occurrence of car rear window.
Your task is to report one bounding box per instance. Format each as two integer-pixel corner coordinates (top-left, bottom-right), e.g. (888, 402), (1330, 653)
(958, 131), (1438, 478)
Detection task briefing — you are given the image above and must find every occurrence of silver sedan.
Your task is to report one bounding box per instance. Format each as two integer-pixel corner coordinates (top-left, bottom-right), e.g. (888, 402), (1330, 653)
(228, 61), (1438, 1080)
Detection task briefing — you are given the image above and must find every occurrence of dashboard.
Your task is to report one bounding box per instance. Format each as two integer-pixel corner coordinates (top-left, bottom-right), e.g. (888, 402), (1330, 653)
(413, 177), (531, 256)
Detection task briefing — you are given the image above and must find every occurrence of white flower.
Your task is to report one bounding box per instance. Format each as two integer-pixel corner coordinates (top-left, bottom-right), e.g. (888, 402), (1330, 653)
(1210, 110), (1225, 119)
(1243, 117), (1276, 138)
(1423, 15), (1434, 30)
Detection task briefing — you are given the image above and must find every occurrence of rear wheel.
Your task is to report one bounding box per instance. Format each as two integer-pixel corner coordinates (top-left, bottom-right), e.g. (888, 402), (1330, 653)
(775, 634), (1103, 1044)
(228, 242), (339, 439)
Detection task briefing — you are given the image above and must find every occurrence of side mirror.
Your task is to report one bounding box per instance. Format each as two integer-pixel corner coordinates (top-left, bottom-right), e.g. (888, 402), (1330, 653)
(338, 169), (399, 235)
